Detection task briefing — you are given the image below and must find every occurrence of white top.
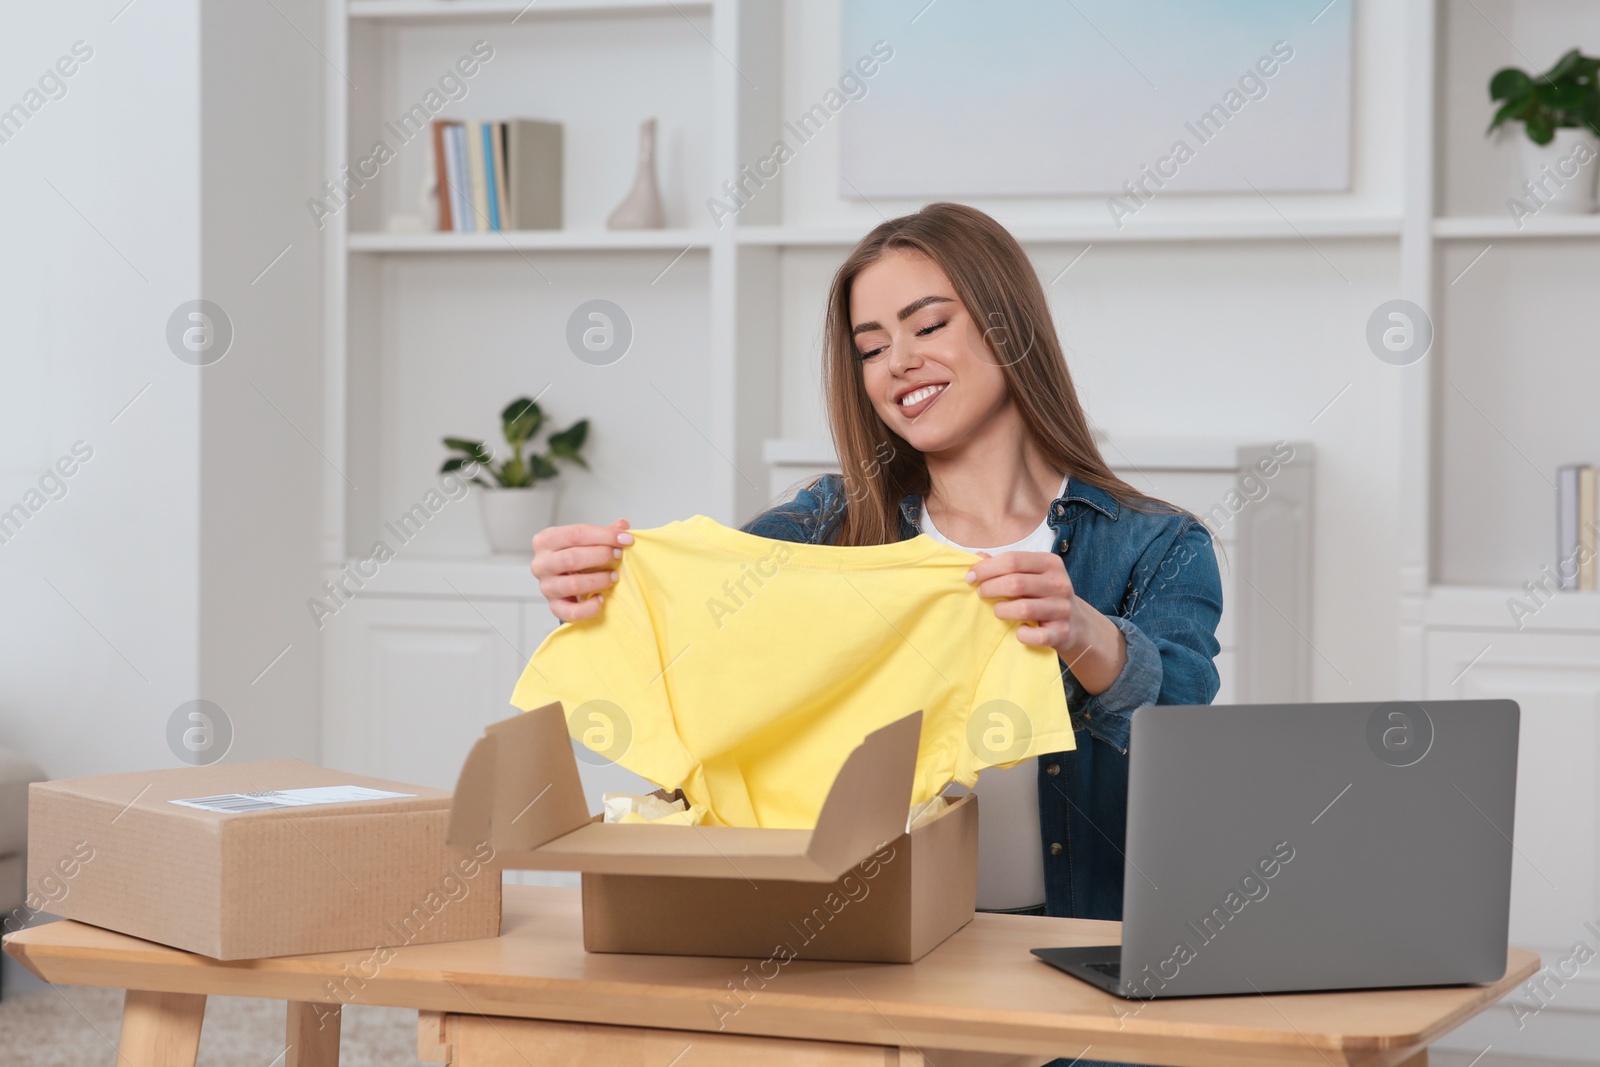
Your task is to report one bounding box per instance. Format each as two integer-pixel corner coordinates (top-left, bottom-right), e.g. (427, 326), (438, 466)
(917, 475), (1067, 911)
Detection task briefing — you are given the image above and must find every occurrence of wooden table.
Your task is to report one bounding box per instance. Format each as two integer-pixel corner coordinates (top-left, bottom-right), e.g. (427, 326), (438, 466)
(4, 885), (1537, 1067)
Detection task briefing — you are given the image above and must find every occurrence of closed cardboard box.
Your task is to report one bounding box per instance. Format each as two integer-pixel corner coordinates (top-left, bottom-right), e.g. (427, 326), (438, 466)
(450, 704), (978, 963)
(28, 760), (501, 960)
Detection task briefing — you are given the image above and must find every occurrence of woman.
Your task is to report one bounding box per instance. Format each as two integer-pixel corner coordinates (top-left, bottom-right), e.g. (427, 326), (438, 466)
(533, 203), (1221, 1057)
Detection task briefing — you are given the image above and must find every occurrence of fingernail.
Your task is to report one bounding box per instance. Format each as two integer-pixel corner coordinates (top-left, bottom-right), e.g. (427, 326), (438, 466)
(965, 570), (976, 583)
(611, 570), (620, 583)
(612, 547), (622, 559)
(618, 532), (634, 545)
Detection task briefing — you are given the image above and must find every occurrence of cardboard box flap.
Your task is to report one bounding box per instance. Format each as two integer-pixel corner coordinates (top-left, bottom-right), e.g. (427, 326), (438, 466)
(448, 702), (592, 855)
(449, 705), (922, 883)
(445, 731), (498, 850)
(803, 707), (920, 875)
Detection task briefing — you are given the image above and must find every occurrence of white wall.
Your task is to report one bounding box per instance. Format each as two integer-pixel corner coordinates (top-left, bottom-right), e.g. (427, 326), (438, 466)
(197, 0), (326, 763)
(0, 0), (325, 779)
(0, 3), (202, 778)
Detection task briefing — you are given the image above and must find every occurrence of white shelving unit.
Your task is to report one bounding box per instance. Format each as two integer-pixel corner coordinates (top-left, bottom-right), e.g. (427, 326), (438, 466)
(1399, 1), (1600, 1056)
(322, 0), (735, 561)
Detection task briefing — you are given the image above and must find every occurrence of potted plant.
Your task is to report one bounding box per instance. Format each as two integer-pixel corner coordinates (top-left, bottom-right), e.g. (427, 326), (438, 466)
(1488, 48), (1600, 215)
(442, 397), (590, 555)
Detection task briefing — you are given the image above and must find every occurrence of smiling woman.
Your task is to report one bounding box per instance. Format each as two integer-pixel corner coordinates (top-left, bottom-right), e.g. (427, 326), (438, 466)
(735, 201), (1223, 1067)
(740, 201), (1222, 910)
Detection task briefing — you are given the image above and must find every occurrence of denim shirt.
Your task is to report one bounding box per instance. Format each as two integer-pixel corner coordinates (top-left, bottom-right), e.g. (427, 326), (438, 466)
(740, 472), (1223, 921)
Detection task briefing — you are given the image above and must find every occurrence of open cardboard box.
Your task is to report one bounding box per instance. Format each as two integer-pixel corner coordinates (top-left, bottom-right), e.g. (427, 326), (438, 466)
(448, 703), (979, 963)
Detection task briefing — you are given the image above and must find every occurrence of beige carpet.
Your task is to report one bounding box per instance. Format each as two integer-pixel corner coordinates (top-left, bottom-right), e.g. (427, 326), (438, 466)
(0, 984), (422, 1066)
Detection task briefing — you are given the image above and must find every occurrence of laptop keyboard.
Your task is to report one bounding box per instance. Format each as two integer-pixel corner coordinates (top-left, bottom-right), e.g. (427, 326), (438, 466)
(1084, 960), (1122, 979)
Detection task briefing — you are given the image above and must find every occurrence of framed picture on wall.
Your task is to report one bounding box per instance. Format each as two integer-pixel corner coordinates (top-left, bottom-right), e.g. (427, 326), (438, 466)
(839, 0), (1353, 204)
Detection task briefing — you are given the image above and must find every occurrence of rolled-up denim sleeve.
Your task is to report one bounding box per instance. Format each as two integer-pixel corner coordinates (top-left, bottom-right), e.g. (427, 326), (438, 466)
(1064, 518), (1223, 753)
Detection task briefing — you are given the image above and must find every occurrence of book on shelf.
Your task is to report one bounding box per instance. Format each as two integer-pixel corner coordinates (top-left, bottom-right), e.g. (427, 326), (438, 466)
(430, 120), (452, 231)
(465, 120), (489, 230)
(1556, 463), (1597, 592)
(430, 119), (562, 233)
(445, 122), (471, 233)
(505, 119), (562, 230)
(488, 121), (509, 229)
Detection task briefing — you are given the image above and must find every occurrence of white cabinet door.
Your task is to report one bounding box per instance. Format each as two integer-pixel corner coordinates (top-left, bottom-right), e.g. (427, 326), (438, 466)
(322, 597), (526, 791)
(1426, 630), (1600, 959)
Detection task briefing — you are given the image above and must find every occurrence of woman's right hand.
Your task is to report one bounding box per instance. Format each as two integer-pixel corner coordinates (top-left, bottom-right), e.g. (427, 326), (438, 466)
(531, 519), (633, 622)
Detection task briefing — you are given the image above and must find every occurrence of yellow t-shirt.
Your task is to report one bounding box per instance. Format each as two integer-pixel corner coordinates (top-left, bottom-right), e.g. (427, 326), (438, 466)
(509, 514), (1074, 828)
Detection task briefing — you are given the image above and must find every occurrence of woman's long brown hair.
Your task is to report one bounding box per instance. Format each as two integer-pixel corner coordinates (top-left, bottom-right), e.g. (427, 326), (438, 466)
(819, 201), (1162, 547)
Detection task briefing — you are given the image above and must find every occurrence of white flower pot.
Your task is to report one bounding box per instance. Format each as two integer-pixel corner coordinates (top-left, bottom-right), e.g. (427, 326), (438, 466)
(1516, 127), (1600, 215)
(479, 486), (558, 556)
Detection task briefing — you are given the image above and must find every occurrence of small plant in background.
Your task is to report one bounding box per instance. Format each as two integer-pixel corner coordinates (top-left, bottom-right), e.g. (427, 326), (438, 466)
(441, 397), (589, 488)
(1487, 48), (1600, 144)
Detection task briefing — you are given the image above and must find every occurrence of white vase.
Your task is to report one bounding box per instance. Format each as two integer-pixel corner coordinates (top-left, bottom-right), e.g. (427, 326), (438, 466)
(420, 165), (440, 231)
(1516, 127), (1600, 215)
(479, 486), (558, 556)
(606, 118), (665, 229)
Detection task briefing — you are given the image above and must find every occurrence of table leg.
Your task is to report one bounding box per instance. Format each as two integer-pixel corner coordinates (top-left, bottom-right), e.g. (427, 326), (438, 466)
(117, 989), (206, 1067)
(286, 1001), (342, 1066)
(418, 1010), (450, 1063)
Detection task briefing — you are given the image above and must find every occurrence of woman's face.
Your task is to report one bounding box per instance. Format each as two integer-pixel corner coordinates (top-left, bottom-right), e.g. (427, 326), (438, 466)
(849, 249), (1012, 456)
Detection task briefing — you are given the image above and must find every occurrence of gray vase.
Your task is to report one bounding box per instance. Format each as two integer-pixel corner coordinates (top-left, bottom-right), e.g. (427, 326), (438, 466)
(607, 118), (665, 229)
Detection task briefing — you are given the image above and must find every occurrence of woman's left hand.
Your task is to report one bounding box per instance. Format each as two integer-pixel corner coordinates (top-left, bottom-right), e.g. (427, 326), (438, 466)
(967, 551), (1129, 694)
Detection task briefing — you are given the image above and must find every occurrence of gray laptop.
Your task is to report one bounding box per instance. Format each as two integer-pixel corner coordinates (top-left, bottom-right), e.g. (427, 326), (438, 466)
(1032, 700), (1519, 998)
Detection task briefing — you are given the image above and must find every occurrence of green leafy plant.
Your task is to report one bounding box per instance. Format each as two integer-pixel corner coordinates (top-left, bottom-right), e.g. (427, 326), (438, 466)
(1488, 48), (1600, 145)
(440, 397), (589, 488)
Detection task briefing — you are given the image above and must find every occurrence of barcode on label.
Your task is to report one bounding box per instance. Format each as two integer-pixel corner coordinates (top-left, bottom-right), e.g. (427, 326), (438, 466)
(176, 793), (295, 813)
(169, 785), (414, 815)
